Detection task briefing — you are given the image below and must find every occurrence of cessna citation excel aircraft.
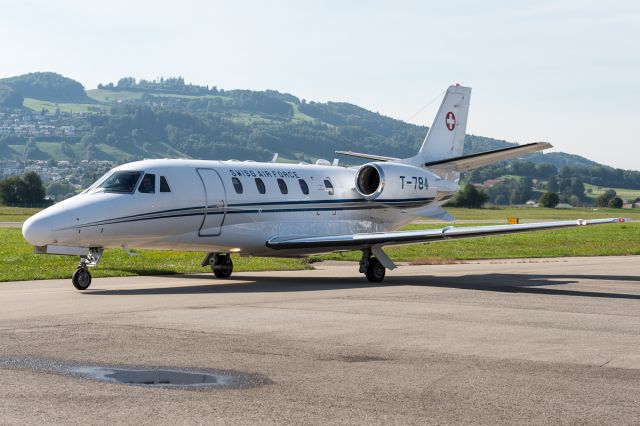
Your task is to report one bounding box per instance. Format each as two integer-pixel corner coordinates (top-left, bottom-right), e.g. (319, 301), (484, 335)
(22, 85), (625, 290)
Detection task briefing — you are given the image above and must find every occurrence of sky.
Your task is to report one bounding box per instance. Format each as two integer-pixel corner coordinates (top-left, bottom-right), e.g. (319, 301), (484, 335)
(1, 0), (638, 169)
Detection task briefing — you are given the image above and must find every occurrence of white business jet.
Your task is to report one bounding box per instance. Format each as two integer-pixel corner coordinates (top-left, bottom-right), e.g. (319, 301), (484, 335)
(22, 85), (625, 290)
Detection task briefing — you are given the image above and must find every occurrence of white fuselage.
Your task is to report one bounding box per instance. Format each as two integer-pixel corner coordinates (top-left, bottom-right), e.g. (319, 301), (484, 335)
(23, 159), (458, 257)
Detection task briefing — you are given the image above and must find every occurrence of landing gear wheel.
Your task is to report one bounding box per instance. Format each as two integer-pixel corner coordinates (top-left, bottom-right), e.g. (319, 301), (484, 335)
(72, 267), (92, 290)
(212, 254), (233, 279)
(365, 257), (386, 283)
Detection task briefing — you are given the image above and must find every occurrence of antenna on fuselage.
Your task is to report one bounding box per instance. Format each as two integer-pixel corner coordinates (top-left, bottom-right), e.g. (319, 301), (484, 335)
(332, 158), (339, 166)
(270, 153), (279, 163)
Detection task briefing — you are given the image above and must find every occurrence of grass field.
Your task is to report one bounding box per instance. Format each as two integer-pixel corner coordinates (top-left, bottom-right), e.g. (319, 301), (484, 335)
(290, 102), (315, 122)
(445, 206), (640, 221)
(584, 183), (640, 201)
(316, 222), (640, 263)
(23, 98), (106, 114)
(1, 206), (637, 282)
(86, 89), (229, 102)
(86, 89), (144, 102)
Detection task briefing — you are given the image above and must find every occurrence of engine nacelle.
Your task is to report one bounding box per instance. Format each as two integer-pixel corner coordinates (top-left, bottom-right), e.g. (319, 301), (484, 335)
(355, 162), (436, 201)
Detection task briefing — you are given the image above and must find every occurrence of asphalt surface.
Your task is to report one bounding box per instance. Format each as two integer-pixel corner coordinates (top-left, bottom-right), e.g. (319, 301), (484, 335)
(1, 256), (639, 425)
(0, 221), (22, 228)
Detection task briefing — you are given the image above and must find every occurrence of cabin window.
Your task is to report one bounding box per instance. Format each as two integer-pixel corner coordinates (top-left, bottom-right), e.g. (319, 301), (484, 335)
(255, 178), (266, 194)
(231, 177), (243, 194)
(99, 171), (141, 193)
(138, 173), (156, 193)
(324, 179), (334, 195)
(160, 176), (171, 192)
(277, 178), (288, 195)
(298, 179), (309, 195)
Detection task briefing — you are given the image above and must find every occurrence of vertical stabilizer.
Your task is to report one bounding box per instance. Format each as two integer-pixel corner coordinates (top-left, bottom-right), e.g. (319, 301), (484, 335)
(404, 85), (471, 180)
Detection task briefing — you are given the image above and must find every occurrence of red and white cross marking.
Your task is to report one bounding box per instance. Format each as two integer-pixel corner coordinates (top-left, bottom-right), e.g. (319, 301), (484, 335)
(445, 112), (456, 131)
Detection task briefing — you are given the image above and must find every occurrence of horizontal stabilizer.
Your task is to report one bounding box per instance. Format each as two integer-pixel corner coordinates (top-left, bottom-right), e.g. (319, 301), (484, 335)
(424, 142), (552, 172)
(267, 217), (624, 250)
(335, 151), (400, 162)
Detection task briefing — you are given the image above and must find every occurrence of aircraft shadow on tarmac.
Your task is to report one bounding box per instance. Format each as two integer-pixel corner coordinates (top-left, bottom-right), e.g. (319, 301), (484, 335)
(86, 272), (640, 300)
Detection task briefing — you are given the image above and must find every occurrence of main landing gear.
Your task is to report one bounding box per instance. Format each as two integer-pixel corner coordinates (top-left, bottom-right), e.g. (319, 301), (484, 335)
(71, 248), (103, 291)
(359, 249), (386, 282)
(202, 252), (234, 279)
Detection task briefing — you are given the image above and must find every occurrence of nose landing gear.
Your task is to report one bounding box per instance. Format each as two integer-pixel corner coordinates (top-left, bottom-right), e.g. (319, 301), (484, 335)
(72, 263), (92, 290)
(71, 248), (102, 291)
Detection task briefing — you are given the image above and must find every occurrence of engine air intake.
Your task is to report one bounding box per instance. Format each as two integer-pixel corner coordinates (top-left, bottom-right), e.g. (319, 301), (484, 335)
(355, 164), (384, 199)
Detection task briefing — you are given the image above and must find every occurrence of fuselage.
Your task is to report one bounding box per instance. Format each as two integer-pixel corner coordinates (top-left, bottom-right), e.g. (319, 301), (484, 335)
(22, 158), (458, 257)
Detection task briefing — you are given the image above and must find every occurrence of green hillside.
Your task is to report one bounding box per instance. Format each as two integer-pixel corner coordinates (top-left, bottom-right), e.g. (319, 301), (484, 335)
(584, 184), (640, 201)
(1, 73), (638, 198)
(23, 98), (106, 114)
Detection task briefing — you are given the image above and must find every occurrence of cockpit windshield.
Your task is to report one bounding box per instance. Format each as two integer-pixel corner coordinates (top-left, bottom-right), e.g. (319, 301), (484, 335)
(98, 171), (142, 193)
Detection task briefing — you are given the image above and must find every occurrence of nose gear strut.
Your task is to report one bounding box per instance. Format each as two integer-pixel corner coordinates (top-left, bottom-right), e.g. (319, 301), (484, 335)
(71, 248), (103, 290)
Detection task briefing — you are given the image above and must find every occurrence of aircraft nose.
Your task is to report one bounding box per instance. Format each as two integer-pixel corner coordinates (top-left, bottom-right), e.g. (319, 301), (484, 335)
(22, 215), (53, 247)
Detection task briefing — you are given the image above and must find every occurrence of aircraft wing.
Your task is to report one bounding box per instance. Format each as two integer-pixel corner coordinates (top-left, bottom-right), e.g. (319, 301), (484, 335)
(266, 217), (625, 250)
(424, 142), (552, 172)
(335, 150), (400, 162)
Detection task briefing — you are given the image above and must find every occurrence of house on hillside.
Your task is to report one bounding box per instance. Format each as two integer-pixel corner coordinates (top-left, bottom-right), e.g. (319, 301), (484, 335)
(555, 203), (573, 209)
(482, 178), (508, 188)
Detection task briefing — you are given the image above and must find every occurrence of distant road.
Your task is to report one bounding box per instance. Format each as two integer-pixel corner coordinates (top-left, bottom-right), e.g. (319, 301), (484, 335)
(0, 222), (22, 228)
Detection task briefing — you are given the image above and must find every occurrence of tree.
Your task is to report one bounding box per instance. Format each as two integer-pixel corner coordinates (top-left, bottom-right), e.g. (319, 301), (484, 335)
(0, 84), (23, 108)
(547, 175), (559, 193)
(569, 195), (581, 207)
(46, 180), (74, 200)
(21, 171), (46, 203)
(0, 172), (45, 205)
(569, 178), (586, 201)
(595, 189), (617, 207)
(516, 177), (533, 203)
(449, 184), (488, 208)
(116, 77), (136, 88)
(535, 163), (558, 179)
(609, 196), (623, 209)
(0, 176), (26, 204)
(539, 192), (560, 208)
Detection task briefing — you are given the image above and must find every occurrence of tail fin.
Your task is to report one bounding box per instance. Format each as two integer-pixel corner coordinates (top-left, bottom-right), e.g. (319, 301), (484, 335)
(405, 85), (471, 172)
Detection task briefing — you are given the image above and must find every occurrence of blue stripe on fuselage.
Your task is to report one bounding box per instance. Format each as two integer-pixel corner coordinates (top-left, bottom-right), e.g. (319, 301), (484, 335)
(57, 197), (434, 230)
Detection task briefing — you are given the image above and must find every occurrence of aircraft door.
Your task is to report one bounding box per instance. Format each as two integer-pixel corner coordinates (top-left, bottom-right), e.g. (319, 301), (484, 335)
(196, 168), (226, 237)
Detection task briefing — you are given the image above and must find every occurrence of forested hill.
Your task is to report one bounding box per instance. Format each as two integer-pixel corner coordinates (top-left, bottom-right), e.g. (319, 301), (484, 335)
(0, 72), (90, 103)
(0, 73), (623, 173)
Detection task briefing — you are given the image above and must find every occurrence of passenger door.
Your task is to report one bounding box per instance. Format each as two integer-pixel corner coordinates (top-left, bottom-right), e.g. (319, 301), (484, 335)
(196, 168), (226, 237)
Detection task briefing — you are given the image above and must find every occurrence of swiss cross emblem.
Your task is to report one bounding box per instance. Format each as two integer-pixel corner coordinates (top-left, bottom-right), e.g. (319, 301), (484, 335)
(445, 112), (456, 131)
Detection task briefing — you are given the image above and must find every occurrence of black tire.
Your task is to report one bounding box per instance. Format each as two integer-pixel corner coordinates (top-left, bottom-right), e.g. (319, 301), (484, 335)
(213, 257), (233, 279)
(72, 267), (92, 290)
(365, 257), (385, 282)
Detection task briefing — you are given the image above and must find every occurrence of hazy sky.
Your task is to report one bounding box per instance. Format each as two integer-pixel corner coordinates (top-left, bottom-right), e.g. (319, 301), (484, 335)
(2, 0), (638, 169)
